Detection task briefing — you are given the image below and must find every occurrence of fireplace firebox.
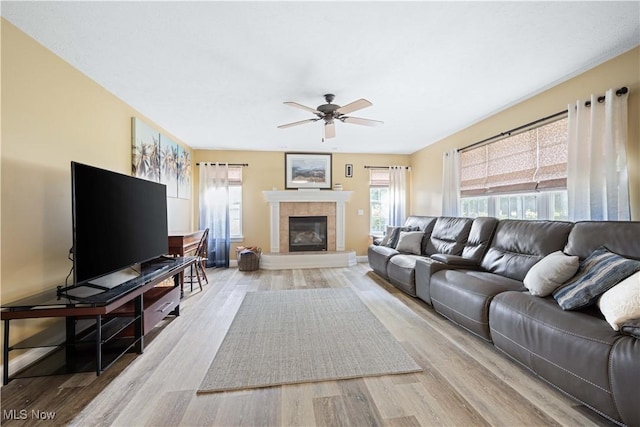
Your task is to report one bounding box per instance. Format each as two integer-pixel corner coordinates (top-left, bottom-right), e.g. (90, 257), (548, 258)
(289, 216), (328, 252)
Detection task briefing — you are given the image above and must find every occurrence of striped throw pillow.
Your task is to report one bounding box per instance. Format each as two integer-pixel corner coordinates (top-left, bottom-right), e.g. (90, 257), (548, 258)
(553, 247), (640, 310)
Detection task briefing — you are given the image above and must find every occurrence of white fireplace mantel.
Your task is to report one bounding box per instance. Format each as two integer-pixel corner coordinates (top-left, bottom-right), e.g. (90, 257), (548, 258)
(263, 190), (352, 203)
(262, 190), (353, 253)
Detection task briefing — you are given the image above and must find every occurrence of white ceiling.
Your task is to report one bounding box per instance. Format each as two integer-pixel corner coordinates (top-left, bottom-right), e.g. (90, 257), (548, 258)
(2, 1), (639, 154)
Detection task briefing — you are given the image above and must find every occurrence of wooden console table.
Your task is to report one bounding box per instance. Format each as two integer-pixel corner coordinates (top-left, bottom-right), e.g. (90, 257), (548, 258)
(1, 256), (197, 385)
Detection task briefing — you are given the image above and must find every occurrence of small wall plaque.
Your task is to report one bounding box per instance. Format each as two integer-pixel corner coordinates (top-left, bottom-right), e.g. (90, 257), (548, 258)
(345, 164), (353, 178)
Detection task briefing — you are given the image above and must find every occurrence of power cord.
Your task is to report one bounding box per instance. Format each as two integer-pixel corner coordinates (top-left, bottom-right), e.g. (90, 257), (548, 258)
(64, 247), (74, 286)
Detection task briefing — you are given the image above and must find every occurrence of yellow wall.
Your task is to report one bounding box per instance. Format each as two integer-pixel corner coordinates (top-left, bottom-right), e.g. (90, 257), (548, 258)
(1, 20), (193, 346)
(192, 151), (411, 257)
(411, 47), (640, 219)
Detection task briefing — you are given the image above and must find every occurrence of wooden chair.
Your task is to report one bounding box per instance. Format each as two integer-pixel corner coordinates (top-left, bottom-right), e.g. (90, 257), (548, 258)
(185, 228), (209, 292)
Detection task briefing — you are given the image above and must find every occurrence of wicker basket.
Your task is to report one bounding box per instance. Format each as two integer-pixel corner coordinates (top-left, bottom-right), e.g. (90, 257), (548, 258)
(236, 246), (261, 271)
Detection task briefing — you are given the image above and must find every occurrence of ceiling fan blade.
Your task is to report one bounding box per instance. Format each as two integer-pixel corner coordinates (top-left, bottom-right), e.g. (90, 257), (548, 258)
(283, 101), (321, 115)
(324, 121), (336, 139)
(335, 98), (372, 115)
(277, 118), (318, 129)
(342, 116), (384, 127)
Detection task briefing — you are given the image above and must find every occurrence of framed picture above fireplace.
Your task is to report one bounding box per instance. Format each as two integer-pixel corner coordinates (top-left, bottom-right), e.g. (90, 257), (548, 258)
(285, 152), (332, 190)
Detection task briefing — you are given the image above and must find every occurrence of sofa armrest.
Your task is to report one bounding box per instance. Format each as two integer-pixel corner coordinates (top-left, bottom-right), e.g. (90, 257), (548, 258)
(430, 253), (480, 269)
(610, 334), (640, 426)
(621, 319), (640, 339)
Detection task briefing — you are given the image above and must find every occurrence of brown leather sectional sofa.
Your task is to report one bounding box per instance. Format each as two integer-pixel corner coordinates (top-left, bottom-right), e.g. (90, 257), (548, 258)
(368, 216), (640, 426)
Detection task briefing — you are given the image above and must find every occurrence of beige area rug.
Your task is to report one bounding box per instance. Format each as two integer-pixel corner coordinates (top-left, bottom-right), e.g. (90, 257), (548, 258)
(198, 287), (422, 393)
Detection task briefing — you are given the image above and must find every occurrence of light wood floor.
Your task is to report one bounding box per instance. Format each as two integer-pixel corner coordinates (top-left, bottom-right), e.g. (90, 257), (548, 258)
(1, 264), (615, 426)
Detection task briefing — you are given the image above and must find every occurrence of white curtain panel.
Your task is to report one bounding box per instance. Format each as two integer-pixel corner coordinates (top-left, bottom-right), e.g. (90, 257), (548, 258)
(442, 149), (461, 216)
(388, 166), (407, 226)
(199, 162), (230, 267)
(567, 89), (630, 221)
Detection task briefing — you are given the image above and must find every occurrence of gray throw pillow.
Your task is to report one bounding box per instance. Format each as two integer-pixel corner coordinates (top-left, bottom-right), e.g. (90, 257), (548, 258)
(395, 231), (424, 255)
(384, 227), (402, 248)
(384, 225), (420, 248)
(380, 226), (400, 247)
(523, 251), (579, 297)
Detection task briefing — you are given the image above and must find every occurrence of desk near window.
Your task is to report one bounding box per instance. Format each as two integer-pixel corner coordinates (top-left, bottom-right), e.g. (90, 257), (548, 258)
(168, 231), (207, 293)
(168, 230), (206, 257)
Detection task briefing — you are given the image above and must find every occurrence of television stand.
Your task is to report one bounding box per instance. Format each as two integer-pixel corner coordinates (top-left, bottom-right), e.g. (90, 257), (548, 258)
(1, 256), (198, 384)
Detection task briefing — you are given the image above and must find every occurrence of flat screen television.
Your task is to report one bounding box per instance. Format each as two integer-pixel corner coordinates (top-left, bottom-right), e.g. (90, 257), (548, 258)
(71, 161), (168, 287)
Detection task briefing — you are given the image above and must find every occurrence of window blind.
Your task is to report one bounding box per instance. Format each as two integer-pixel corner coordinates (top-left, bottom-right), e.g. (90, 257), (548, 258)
(460, 117), (568, 196)
(228, 166), (242, 185)
(369, 169), (390, 187)
(535, 118), (568, 190)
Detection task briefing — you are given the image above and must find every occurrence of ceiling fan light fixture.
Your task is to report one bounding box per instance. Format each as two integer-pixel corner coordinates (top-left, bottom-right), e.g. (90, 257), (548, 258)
(278, 94), (383, 138)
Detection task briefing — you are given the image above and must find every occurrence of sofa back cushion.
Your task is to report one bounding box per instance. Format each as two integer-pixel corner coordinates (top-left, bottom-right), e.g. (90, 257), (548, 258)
(481, 220), (574, 281)
(404, 215), (437, 233)
(565, 221), (640, 261)
(425, 217), (473, 256)
(462, 217), (499, 262)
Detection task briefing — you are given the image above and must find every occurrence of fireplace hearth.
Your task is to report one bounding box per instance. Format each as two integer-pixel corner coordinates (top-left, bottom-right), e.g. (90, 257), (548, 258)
(289, 216), (327, 252)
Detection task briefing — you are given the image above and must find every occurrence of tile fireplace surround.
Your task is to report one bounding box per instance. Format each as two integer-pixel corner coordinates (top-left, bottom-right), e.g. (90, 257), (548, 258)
(261, 190), (356, 269)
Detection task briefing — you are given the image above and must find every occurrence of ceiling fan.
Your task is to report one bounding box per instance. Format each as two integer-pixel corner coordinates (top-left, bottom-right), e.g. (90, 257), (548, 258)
(278, 94), (383, 139)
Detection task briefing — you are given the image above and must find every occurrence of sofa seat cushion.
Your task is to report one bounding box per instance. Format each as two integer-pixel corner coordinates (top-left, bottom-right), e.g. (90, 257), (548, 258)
(490, 291), (622, 423)
(368, 244), (399, 279)
(387, 254), (429, 296)
(430, 269), (525, 341)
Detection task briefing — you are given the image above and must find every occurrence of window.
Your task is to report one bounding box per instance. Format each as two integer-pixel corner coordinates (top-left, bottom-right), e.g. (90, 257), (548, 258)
(461, 192), (569, 221)
(549, 190), (569, 220)
(497, 194), (538, 220)
(460, 197), (489, 218)
(369, 169), (390, 235)
(460, 117), (569, 221)
(370, 187), (389, 235)
(228, 166), (243, 240)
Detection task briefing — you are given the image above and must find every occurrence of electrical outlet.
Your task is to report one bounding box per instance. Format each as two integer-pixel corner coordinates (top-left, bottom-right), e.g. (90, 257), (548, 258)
(357, 209), (364, 216)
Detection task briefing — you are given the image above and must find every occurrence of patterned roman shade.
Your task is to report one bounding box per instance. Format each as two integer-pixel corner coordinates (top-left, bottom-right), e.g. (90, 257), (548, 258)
(536, 118), (569, 190)
(228, 166), (242, 185)
(460, 117), (568, 196)
(369, 168), (390, 187)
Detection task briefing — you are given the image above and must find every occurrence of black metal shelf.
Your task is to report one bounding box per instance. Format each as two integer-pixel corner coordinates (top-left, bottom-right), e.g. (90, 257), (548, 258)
(9, 337), (140, 380)
(77, 316), (138, 344)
